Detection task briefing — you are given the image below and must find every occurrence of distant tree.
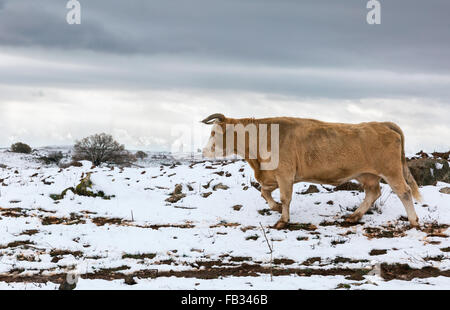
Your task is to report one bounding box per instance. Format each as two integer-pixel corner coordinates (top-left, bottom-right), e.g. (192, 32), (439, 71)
(135, 150), (148, 160)
(72, 133), (136, 166)
(11, 142), (32, 154)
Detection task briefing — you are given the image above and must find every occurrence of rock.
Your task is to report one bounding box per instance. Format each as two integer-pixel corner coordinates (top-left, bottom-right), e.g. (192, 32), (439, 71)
(165, 194), (185, 203)
(173, 184), (183, 195)
(59, 274), (78, 290)
(415, 150), (429, 158)
(369, 249), (388, 256)
(258, 209), (272, 216)
(440, 187), (450, 195)
(432, 151), (450, 161)
(124, 276), (137, 285)
(202, 192), (212, 198)
(301, 185), (320, 194)
(250, 181), (261, 191)
(165, 184), (186, 203)
(407, 158), (450, 186)
(213, 183), (229, 191)
(202, 179), (213, 189)
(232, 205), (243, 211)
(50, 173), (114, 200)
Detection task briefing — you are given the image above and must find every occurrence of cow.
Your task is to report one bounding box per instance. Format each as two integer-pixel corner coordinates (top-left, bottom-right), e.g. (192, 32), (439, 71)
(201, 113), (422, 230)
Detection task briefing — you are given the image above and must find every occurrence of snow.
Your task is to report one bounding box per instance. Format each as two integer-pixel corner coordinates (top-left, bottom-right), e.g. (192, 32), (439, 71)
(0, 149), (449, 290)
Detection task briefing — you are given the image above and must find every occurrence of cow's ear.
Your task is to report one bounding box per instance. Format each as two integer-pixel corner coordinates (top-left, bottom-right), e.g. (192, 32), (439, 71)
(201, 113), (225, 125)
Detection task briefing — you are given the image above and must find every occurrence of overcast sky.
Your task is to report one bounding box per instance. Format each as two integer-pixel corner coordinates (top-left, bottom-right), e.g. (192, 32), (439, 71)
(0, 0), (449, 153)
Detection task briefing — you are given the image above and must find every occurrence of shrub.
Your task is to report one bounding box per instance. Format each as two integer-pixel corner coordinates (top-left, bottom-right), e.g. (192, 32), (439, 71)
(40, 151), (64, 165)
(72, 133), (136, 166)
(135, 151), (148, 159)
(11, 142), (32, 154)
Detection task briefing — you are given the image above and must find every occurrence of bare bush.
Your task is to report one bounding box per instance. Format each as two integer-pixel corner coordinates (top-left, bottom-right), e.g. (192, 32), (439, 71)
(72, 133), (136, 166)
(11, 142), (32, 154)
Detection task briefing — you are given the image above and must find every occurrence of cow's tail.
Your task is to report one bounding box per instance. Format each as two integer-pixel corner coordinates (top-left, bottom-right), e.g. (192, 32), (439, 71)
(385, 122), (422, 202)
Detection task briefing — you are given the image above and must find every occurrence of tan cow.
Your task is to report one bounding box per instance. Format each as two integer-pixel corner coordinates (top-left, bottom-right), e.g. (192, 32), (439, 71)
(201, 113), (422, 229)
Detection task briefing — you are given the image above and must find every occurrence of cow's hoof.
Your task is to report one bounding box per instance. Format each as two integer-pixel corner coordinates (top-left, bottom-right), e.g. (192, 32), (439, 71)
(270, 203), (282, 213)
(273, 220), (288, 230)
(345, 213), (361, 223)
(409, 222), (420, 229)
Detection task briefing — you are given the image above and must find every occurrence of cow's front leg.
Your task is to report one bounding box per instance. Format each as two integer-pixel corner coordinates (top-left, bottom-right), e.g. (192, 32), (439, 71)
(261, 185), (281, 212)
(273, 178), (293, 229)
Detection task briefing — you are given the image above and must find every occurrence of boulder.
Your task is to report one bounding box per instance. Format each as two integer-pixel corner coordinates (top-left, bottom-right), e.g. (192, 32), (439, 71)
(407, 158), (450, 186)
(165, 184), (186, 203)
(301, 185), (320, 194)
(212, 183), (229, 191)
(439, 187), (450, 195)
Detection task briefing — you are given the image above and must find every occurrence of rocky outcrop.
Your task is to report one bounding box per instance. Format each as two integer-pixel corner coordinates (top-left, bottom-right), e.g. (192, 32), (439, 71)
(165, 184), (186, 203)
(50, 173), (114, 200)
(439, 187), (450, 195)
(301, 185), (320, 194)
(407, 158), (450, 186)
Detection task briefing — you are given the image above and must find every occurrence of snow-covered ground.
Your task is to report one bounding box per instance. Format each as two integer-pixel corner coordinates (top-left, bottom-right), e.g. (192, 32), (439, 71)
(0, 149), (449, 290)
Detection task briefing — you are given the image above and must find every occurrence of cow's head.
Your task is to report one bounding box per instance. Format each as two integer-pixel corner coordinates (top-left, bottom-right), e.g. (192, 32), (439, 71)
(201, 113), (233, 158)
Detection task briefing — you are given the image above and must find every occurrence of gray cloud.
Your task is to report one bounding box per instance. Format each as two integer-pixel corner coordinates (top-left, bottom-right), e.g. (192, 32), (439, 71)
(0, 2), (133, 53)
(1, 0), (450, 72)
(1, 49), (450, 101)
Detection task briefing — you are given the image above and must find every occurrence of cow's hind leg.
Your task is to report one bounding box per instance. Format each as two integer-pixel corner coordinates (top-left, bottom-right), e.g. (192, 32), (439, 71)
(261, 184), (282, 212)
(385, 172), (419, 228)
(273, 178), (293, 230)
(346, 174), (381, 223)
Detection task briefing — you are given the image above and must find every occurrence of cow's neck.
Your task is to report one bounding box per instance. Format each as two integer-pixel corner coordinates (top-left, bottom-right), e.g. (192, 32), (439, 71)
(227, 118), (262, 181)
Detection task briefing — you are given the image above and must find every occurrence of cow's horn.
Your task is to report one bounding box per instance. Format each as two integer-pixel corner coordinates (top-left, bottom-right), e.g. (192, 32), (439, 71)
(201, 113), (225, 124)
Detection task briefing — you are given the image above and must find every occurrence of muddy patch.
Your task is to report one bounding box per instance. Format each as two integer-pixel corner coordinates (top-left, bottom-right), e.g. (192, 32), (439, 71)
(421, 223), (449, 238)
(0, 207), (28, 218)
(92, 217), (126, 226)
(0, 240), (35, 249)
(381, 263), (450, 281)
(334, 182), (363, 192)
(320, 220), (364, 228)
(122, 253), (157, 260)
(369, 249), (388, 256)
(1, 261), (449, 285)
(363, 226), (408, 239)
(41, 214), (86, 226)
(50, 249), (83, 263)
(286, 223), (317, 231)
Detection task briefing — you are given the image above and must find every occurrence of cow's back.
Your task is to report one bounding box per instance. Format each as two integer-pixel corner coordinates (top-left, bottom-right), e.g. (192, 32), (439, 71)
(274, 118), (402, 184)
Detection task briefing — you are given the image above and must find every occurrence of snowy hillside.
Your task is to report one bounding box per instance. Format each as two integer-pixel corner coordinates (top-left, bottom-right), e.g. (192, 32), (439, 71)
(0, 149), (449, 290)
